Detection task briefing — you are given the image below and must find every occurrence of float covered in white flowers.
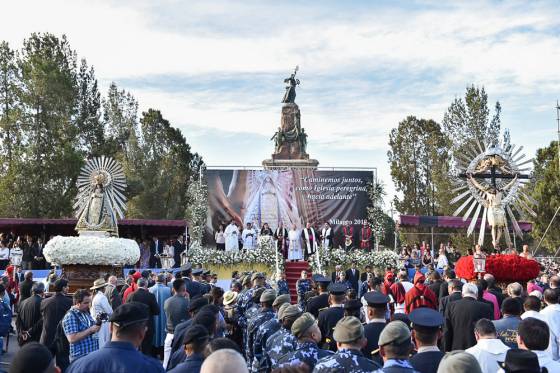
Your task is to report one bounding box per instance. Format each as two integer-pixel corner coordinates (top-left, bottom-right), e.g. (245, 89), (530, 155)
(44, 235), (139, 266)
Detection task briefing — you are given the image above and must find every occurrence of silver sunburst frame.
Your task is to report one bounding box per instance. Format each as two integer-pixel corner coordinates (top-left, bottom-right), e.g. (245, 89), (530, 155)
(451, 139), (536, 248)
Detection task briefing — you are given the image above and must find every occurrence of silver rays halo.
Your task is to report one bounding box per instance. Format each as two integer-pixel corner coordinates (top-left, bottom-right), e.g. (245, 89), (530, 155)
(451, 140), (536, 247)
(73, 156), (127, 220)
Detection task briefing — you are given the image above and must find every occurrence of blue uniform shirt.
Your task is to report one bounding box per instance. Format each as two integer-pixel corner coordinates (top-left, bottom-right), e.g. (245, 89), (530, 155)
(66, 341), (164, 373)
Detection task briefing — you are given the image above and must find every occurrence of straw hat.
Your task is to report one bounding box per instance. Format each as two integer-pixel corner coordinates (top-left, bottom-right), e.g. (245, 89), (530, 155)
(223, 291), (238, 306)
(90, 278), (107, 290)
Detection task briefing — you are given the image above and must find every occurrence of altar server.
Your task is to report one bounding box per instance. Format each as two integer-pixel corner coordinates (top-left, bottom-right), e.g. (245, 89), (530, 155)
(242, 222), (257, 250)
(360, 223), (372, 251)
(321, 222), (333, 250)
(224, 220), (239, 251)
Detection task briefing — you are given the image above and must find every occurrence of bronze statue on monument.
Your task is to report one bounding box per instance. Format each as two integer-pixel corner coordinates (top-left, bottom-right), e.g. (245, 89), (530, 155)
(263, 67), (318, 169)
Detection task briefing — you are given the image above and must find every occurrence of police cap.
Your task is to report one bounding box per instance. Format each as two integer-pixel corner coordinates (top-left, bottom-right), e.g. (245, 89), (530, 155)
(409, 307), (444, 328)
(109, 302), (150, 328)
(192, 268), (203, 276)
(378, 320), (411, 346)
(333, 316), (364, 343)
(328, 283), (347, 295)
(363, 291), (389, 307)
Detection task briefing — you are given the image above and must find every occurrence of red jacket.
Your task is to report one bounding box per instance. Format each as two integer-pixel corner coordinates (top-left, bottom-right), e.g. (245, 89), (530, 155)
(404, 273), (437, 314)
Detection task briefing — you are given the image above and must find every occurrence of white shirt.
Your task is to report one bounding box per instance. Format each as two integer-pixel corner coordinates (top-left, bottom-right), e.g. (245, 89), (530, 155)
(521, 310), (547, 323)
(0, 247), (9, 260)
(401, 281), (414, 293)
(541, 304), (560, 360)
(466, 338), (510, 373)
(534, 350), (560, 371)
(436, 254), (449, 269)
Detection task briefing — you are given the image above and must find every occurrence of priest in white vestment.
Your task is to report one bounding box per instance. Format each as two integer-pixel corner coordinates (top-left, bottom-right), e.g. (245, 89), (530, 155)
(288, 224), (303, 261)
(321, 222), (333, 250)
(224, 221), (239, 251)
(242, 222), (257, 250)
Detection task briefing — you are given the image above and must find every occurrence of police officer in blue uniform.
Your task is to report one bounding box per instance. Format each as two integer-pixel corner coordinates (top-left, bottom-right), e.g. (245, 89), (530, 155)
(246, 289), (276, 364)
(264, 304), (302, 370)
(408, 308), (445, 373)
(296, 270), (312, 309)
(67, 302), (165, 373)
(278, 312), (333, 371)
(306, 276), (331, 318)
(317, 283), (347, 351)
(363, 291), (389, 365)
(377, 320), (420, 373)
(251, 295), (291, 372)
(314, 316), (380, 372)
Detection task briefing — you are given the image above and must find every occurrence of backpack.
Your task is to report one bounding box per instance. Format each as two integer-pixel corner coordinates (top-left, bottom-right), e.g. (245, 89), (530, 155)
(406, 286), (436, 313)
(0, 301), (12, 336)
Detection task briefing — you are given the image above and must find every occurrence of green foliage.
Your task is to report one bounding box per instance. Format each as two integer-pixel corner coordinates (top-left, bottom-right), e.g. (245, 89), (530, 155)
(531, 141), (560, 253)
(443, 85), (501, 162)
(387, 116), (452, 216)
(0, 33), (201, 220)
(185, 170), (208, 244)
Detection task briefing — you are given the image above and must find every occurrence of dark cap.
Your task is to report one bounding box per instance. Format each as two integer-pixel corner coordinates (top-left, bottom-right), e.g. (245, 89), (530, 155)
(498, 349), (542, 373)
(203, 269), (211, 276)
(180, 262), (192, 272)
(311, 274), (323, 282)
(344, 299), (362, 311)
(316, 275), (331, 285)
(109, 302), (149, 328)
(189, 297), (209, 312)
(192, 268), (203, 276)
(363, 291), (389, 307)
(409, 308), (444, 328)
(53, 279), (68, 292)
(183, 324), (210, 345)
(141, 270), (151, 278)
(9, 342), (53, 373)
(328, 283), (347, 295)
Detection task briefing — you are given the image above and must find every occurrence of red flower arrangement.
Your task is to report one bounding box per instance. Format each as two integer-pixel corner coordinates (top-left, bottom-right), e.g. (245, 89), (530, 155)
(455, 254), (541, 282)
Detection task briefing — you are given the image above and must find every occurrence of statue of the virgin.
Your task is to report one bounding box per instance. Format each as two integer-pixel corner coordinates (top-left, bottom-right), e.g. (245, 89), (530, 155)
(74, 157), (127, 237)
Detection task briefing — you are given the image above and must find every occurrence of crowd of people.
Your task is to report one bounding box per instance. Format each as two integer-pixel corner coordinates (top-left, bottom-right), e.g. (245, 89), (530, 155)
(2, 244), (560, 373)
(215, 220), (375, 259)
(0, 233), (189, 272)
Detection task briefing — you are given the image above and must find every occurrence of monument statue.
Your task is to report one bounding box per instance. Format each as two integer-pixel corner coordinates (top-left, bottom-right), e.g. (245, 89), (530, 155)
(282, 66), (300, 103)
(451, 141), (535, 248)
(74, 156), (127, 237)
(262, 68), (318, 168)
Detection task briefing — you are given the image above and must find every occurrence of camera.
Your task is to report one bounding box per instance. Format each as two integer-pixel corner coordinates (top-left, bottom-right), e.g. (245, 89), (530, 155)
(95, 312), (109, 326)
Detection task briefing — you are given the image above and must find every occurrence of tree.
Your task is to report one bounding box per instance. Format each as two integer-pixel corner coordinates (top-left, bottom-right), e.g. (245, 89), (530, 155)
(387, 116), (451, 216)
(531, 141), (560, 253)
(75, 59), (104, 156)
(443, 85), (501, 164)
(12, 33), (83, 218)
(127, 109), (196, 219)
(0, 41), (21, 172)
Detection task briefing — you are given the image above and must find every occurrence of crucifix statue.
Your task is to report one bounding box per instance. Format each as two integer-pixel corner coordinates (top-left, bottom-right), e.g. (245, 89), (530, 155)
(459, 153), (530, 248)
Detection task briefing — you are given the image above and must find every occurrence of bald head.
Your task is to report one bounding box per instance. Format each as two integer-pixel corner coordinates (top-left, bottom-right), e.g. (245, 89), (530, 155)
(201, 349), (248, 373)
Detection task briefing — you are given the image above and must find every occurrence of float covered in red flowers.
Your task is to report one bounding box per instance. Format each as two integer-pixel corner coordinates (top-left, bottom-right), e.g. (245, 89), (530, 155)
(455, 254), (541, 282)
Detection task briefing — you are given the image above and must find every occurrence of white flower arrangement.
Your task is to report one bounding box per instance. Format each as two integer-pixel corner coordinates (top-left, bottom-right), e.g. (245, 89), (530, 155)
(311, 246), (399, 273)
(185, 235), (284, 271)
(44, 235), (140, 266)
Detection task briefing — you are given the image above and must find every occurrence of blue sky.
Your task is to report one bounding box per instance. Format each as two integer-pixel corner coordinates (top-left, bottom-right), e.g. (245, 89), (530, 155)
(3, 0), (559, 209)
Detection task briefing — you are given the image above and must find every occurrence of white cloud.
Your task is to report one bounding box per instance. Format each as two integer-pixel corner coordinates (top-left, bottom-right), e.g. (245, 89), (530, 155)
(2, 0), (558, 204)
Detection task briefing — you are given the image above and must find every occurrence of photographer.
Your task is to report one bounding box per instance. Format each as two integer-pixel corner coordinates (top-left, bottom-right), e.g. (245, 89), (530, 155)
(62, 289), (100, 362)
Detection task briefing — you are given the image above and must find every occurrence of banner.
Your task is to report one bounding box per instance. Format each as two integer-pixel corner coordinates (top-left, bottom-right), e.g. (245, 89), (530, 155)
(205, 169), (373, 247)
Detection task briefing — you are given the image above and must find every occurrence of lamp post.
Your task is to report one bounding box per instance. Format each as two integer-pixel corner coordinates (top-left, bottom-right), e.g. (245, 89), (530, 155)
(473, 252), (486, 279)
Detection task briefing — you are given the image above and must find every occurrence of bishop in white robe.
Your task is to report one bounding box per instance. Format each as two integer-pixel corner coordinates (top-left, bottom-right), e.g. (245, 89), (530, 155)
(224, 221), (239, 251)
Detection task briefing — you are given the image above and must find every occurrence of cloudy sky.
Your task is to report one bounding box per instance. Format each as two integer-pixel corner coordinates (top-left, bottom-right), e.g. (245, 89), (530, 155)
(2, 0), (559, 207)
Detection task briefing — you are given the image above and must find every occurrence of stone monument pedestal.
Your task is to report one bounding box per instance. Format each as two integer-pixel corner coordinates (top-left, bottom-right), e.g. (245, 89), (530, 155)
(262, 158), (319, 169)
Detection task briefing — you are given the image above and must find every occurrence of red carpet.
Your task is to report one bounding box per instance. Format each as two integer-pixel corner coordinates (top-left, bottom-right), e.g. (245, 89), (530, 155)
(284, 260), (311, 304)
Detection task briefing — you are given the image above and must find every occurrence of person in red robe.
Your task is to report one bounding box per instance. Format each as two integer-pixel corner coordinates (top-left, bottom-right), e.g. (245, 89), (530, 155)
(360, 223), (373, 251)
(342, 223), (354, 251)
(122, 271), (142, 302)
(404, 272), (437, 314)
